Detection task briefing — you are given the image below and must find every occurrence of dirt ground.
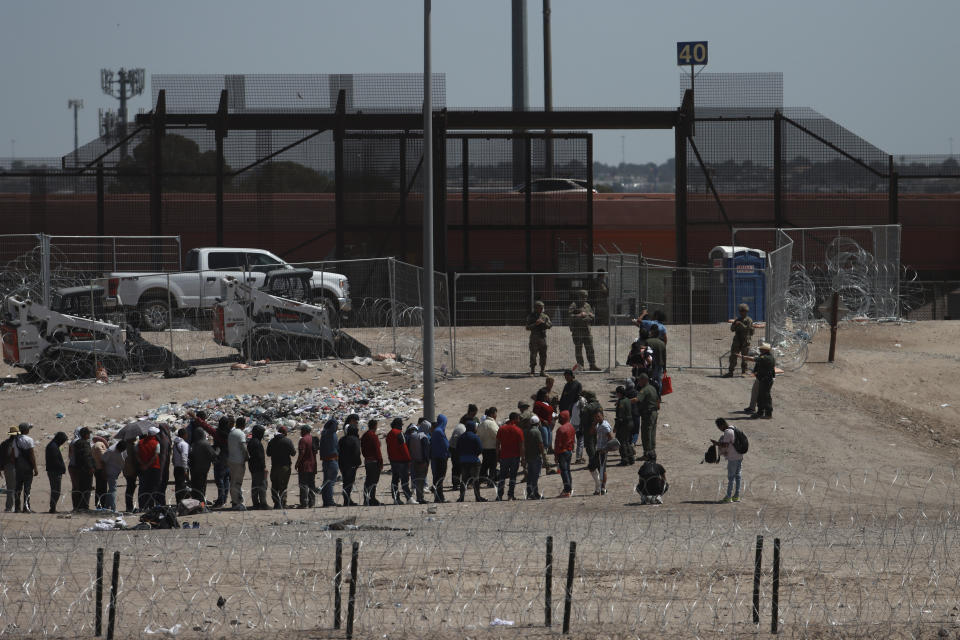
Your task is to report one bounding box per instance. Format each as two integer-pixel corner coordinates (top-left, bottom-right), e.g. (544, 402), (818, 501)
(1, 320), (959, 639)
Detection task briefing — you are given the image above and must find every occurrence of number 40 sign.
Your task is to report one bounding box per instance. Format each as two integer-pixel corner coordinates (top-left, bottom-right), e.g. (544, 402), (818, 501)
(676, 41), (708, 66)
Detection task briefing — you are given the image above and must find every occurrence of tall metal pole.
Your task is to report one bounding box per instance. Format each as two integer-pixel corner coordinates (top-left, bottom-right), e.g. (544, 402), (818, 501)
(543, 0), (553, 177)
(422, 0), (435, 421)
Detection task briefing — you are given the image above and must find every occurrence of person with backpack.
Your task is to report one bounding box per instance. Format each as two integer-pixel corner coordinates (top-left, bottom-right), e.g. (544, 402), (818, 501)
(635, 451), (668, 505)
(12, 423), (39, 513)
(633, 373), (660, 460)
(712, 418), (745, 503)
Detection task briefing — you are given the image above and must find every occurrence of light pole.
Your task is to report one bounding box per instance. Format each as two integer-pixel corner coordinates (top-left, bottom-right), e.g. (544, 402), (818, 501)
(68, 99), (84, 165)
(422, 0), (435, 421)
(101, 67), (145, 158)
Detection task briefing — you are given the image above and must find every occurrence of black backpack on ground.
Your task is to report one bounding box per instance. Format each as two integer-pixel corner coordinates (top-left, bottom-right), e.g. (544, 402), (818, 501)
(732, 427), (749, 455)
(703, 444), (719, 464)
(139, 505), (180, 530)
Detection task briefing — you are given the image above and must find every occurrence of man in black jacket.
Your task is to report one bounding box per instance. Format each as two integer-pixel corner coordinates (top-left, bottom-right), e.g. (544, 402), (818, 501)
(45, 432), (68, 513)
(247, 425), (268, 510)
(188, 430), (216, 504)
(73, 428), (96, 511)
(266, 426), (296, 509)
(338, 424), (362, 507)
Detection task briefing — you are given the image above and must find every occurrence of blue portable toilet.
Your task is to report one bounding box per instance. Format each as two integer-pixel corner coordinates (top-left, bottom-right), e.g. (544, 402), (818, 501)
(709, 246), (766, 322)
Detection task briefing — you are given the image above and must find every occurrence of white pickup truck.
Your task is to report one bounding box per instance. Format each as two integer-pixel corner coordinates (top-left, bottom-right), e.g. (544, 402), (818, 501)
(105, 247), (351, 331)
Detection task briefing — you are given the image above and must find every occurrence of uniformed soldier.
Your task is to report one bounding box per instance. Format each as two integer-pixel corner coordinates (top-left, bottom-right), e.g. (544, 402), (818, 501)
(753, 342), (776, 419)
(525, 301), (552, 376)
(725, 303), (754, 377)
(614, 386), (635, 465)
(568, 290), (600, 371)
(634, 373), (660, 459)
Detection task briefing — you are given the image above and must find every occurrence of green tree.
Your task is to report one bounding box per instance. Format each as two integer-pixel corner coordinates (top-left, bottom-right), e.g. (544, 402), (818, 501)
(110, 134), (231, 193)
(237, 161), (333, 192)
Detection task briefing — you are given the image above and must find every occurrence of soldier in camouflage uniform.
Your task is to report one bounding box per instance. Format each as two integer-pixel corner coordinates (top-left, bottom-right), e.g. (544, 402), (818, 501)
(525, 301), (552, 376)
(725, 303), (754, 377)
(568, 290), (600, 371)
(753, 342), (776, 419)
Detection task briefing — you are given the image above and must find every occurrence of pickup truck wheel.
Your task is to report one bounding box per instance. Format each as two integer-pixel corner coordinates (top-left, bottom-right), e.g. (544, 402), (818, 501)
(139, 298), (172, 332)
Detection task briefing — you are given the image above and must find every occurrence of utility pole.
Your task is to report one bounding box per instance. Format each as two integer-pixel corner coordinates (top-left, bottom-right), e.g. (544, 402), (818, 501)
(101, 67), (145, 158)
(543, 0), (553, 177)
(68, 99), (84, 166)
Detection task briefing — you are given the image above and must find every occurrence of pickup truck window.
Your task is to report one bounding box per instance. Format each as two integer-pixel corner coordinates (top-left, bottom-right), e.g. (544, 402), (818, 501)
(245, 253), (284, 273)
(207, 252), (244, 270)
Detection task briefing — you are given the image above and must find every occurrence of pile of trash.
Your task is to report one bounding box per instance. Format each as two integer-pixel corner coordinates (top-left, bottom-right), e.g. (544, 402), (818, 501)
(90, 380), (424, 441)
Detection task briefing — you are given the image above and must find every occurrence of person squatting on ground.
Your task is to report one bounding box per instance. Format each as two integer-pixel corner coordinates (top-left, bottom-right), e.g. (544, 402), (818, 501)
(456, 420), (486, 503)
(360, 419), (383, 506)
(44, 431), (68, 513)
(338, 421), (361, 507)
(295, 425), (317, 508)
(568, 289), (601, 371)
(430, 415), (450, 503)
(526, 300), (552, 376)
(725, 303), (754, 377)
(386, 418), (414, 504)
(752, 342), (776, 419)
(713, 418), (744, 503)
(635, 451), (668, 505)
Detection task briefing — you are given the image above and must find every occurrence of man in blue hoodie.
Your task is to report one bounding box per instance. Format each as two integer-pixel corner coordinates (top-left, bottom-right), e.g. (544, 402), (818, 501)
(457, 420), (487, 503)
(318, 419), (340, 508)
(429, 415), (450, 503)
(407, 422), (431, 504)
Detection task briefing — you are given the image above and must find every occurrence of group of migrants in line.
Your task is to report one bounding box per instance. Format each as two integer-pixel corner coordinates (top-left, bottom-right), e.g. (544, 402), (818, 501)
(2, 300), (772, 513)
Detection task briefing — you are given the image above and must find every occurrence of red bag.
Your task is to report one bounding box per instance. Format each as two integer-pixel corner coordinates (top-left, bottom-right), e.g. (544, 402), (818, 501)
(661, 374), (673, 395)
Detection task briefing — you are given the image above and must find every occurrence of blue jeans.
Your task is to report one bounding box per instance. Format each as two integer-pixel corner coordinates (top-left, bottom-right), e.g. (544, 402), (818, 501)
(102, 476), (118, 512)
(497, 457), (520, 499)
(539, 426), (551, 451)
(321, 459), (339, 506)
(213, 460), (230, 506)
(525, 457), (542, 498)
(557, 451), (572, 493)
(725, 459), (743, 499)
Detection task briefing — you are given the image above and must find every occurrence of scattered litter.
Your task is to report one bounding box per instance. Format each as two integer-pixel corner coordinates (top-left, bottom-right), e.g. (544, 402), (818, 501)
(231, 363), (251, 370)
(140, 393), (151, 401)
(352, 356), (373, 366)
(80, 516), (127, 533)
(374, 353), (396, 361)
(78, 398), (88, 404)
(296, 360), (313, 372)
(490, 618), (515, 626)
(427, 505), (438, 514)
(941, 404), (951, 408)
(862, 378), (868, 382)
(144, 623), (182, 636)
(55, 413), (64, 419)
(663, 423), (670, 429)
(894, 343), (902, 348)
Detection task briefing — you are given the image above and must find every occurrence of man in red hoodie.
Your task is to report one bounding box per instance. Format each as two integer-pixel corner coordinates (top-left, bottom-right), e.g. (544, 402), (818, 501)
(385, 418), (414, 504)
(360, 419), (383, 506)
(294, 425), (317, 508)
(495, 413), (524, 501)
(554, 410), (576, 497)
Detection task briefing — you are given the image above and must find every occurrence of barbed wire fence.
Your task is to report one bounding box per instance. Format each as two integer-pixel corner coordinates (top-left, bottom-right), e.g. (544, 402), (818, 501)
(1, 466), (959, 638)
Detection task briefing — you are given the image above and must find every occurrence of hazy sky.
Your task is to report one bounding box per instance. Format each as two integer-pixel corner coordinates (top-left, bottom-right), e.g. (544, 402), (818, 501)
(2, 1), (958, 165)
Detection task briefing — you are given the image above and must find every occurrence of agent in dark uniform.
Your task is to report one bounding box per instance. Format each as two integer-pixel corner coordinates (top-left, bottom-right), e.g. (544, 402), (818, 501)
(525, 301), (552, 376)
(568, 290), (600, 371)
(726, 303), (754, 377)
(753, 342), (777, 419)
(634, 373), (660, 459)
